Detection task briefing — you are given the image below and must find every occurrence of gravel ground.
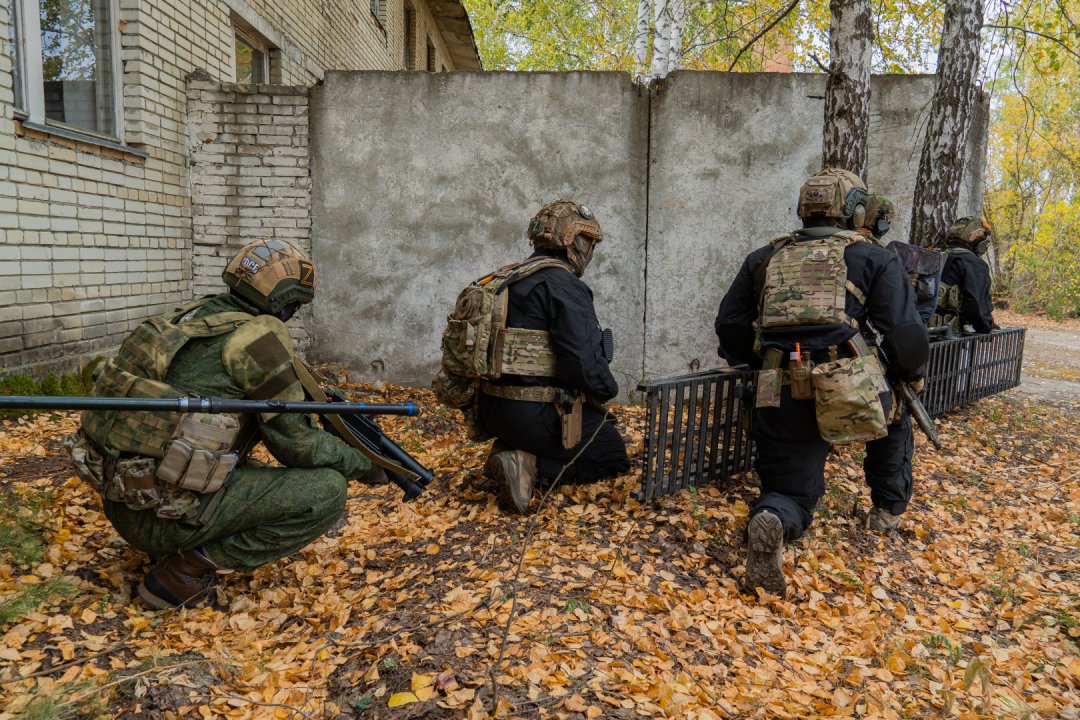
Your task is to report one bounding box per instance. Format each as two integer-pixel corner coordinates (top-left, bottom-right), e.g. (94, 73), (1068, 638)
(995, 311), (1080, 405)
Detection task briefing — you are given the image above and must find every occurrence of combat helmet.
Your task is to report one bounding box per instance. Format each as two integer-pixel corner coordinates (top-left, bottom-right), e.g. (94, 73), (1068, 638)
(863, 193), (895, 240)
(944, 216), (992, 255)
(527, 200), (603, 277)
(797, 168), (869, 230)
(222, 239), (316, 318)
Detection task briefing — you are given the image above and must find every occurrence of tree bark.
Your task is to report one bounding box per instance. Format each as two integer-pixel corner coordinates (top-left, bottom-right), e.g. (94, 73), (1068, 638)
(633, 0), (652, 80)
(821, 0), (873, 180)
(650, 0), (670, 78)
(908, 0), (983, 247)
(667, 0), (685, 71)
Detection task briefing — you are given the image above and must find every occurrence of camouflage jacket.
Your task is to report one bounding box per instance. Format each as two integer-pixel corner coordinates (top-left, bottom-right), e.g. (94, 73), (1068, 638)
(164, 294), (372, 480)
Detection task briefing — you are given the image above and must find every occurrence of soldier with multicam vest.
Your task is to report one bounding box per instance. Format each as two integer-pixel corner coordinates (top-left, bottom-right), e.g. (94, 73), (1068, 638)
(932, 216), (996, 333)
(432, 200), (630, 514)
(64, 239), (383, 609)
(713, 169), (929, 597)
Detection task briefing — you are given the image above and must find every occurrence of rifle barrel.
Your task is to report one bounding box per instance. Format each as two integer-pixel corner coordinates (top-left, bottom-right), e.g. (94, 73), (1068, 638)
(0, 395), (418, 417)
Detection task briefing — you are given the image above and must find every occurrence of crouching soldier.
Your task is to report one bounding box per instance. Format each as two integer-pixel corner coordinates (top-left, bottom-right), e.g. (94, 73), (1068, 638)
(433, 200), (630, 514)
(933, 217), (997, 333)
(64, 240), (383, 608)
(714, 170), (929, 597)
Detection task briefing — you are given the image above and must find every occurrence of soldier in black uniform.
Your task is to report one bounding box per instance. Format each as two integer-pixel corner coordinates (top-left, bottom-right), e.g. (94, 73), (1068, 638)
(933, 217), (996, 333)
(714, 170), (929, 597)
(477, 201), (630, 514)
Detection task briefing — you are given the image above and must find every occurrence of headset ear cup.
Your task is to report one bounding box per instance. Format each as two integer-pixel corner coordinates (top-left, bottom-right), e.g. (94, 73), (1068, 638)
(975, 240), (988, 256)
(852, 205), (866, 230)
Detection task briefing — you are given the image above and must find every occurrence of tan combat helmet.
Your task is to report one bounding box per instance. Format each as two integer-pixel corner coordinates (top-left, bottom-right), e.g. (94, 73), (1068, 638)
(527, 200), (604, 277)
(797, 168), (869, 229)
(222, 239), (316, 315)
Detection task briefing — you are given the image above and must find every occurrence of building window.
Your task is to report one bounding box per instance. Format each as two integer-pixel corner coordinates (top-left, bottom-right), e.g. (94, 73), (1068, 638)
(426, 38), (434, 72)
(7, 0), (122, 136)
(403, 4), (413, 70)
(370, 0), (381, 23)
(7, 0), (25, 109)
(234, 31), (267, 84)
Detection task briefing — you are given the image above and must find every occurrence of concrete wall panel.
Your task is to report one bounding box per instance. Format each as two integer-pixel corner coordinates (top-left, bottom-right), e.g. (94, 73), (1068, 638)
(309, 71), (649, 391)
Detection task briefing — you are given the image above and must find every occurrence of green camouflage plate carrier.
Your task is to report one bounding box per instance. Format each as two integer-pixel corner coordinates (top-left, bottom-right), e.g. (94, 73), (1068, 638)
(756, 230), (889, 443)
(930, 247), (974, 332)
(432, 257), (574, 440)
(66, 297), (254, 521)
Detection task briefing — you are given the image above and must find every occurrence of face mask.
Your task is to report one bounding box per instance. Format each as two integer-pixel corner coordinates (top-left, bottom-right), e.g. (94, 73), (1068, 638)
(567, 235), (597, 277)
(275, 301), (302, 323)
(873, 217), (891, 239)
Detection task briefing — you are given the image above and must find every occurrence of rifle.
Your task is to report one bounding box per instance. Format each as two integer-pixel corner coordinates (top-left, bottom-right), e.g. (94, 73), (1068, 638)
(0, 395), (418, 415)
(313, 388), (434, 501)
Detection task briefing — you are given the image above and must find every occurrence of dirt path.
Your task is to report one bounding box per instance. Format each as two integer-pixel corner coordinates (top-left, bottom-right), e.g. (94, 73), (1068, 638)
(996, 311), (1080, 405)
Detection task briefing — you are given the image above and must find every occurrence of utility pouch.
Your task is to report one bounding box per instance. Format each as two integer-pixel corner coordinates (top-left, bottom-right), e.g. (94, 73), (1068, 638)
(790, 357), (815, 400)
(755, 369), (782, 409)
(62, 430), (108, 496)
(115, 456), (161, 511)
(555, 390), (583, 449)
(810, 355), (890, 443)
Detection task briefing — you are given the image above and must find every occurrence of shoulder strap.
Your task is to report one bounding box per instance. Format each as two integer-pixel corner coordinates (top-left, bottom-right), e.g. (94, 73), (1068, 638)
(945, 246), (975, 257)
(754, 235), (793, 300)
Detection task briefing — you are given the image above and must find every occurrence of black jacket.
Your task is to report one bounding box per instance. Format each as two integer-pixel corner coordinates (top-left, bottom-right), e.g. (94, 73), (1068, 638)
(938, 244), (995, 333)
(488, 249), (619, 402)
(714, 228), (929, 382)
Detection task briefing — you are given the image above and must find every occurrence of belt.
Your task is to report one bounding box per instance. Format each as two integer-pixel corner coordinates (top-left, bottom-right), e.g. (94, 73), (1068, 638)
(480, 381), (559, 403)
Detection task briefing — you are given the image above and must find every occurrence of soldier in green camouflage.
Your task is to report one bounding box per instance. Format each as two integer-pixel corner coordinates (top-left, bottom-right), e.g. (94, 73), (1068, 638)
(67, 240), (383, 609)
(714, 170), (930, 598)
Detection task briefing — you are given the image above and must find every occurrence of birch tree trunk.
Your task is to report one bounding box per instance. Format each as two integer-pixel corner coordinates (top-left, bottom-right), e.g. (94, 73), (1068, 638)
(650, 0), (670, 78)
(667, 0), (685, 71)
(908, 0), (983, 247)
(821, 0), (873, 180)
(633, 0), (652, 80)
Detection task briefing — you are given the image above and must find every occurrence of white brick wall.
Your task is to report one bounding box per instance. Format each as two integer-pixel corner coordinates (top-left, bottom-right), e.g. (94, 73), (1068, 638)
(0, 0), (466, 377)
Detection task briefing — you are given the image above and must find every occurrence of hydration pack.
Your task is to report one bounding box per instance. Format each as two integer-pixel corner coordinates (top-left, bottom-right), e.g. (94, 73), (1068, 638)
(886, 241), (944, 324)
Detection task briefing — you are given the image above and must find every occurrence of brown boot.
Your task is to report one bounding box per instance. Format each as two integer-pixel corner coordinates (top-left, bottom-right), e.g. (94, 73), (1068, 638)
(490, 449), (538, 514)
(482, 440), (510, 480)
(744, 512), (786, 597)
(138, 548), (221, 609)
(867, 506), (902, 533)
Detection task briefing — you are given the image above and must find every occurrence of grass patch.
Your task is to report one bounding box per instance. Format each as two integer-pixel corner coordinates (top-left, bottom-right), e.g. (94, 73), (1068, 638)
(0, 488), (77, 625)
(0, 357), (105, 419)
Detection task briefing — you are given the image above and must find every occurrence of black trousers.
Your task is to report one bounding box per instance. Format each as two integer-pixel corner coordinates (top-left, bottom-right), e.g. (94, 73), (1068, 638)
(751, 386), (914, 542)
(478, 394), (630, 484)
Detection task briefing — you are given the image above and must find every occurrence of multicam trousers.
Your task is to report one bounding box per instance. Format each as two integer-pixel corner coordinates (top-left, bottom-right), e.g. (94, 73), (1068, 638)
(102, 463), (348, 572)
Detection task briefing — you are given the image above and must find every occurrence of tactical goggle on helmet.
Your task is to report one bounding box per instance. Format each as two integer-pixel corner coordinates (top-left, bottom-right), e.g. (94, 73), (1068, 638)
(797, 168), (869, 228)
(527, 200), (604, 249)
(222, 239), (317, 314)
(946, 216), (993, 255)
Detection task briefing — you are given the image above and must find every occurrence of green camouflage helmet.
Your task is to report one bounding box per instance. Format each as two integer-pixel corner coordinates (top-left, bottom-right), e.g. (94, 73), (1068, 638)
(797, 169), (869, 227)
(945, 216), (992, 247)
(222, 239), (316, 314)
(862, 194), (895, 240)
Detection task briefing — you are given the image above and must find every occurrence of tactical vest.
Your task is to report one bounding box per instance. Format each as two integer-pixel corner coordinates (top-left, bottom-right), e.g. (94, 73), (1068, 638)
(930, 246), (973, 331)
(753, 230), (891, 444)
(432, 257), (574, 441)
(64, 298), (257, 523)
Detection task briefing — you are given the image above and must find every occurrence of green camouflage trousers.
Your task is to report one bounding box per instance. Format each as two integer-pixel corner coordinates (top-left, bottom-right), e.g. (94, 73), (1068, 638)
(102, 464), (348, 573)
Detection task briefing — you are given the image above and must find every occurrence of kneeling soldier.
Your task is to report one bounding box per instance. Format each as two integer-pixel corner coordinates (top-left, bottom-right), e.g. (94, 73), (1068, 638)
(434, 201), (630, 514)
(933, 217), (996, 333)
(65, 240), (382, 608)
(714, 170), (929, 597)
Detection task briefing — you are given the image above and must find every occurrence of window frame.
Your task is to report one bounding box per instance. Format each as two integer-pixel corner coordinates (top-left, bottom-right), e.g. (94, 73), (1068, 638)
(232, 24), (270, 84)
(402, 2), (413, 70)
(15, 0), (125, 142)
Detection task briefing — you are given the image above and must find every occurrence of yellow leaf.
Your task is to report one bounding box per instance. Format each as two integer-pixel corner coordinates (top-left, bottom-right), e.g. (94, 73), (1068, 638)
(564, 693), (588, 712)
(415, 686), (434, 702)
(411, 674), (433, 691)
(871, 587), (888, 600)
(426, 544), (440, 555)
(587, 707), (603, 719)
(455, 647), (477, 658)
(833, 688), (850, 708)
(388, 692), (419, 708)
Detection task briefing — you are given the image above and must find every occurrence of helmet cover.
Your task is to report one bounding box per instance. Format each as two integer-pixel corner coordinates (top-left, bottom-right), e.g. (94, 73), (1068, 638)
(797, 168), (869, 224)
(222, 239), (316, 315)
(863, 193), (895, 239)
(527, 200), (604, 276)
(946, 216), (992, 248)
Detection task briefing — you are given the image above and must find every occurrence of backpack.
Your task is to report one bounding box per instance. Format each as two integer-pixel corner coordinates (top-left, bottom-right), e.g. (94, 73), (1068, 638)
(886, 241), (944, 324)
(65, 297), (256, 522)
(432, 257), (574, 438)
(753, 230), (891, 444)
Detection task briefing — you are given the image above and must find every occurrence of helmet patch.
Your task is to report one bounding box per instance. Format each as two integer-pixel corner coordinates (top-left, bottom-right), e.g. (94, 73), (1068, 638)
(578, 204), (594, 220)
(241, 257), (261, 274)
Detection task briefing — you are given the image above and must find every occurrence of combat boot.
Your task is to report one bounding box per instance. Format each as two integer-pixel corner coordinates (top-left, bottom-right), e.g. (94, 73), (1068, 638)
(482, 439), (509, 479)
(489, 449), (538, 514)
(868, 506), (903, 533)
(138, 548), (222, 609)
(744, 511), (786, 597)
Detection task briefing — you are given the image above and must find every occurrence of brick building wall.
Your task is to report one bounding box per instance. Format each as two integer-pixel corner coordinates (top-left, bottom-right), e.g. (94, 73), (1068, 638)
(0, 0), (476, 378)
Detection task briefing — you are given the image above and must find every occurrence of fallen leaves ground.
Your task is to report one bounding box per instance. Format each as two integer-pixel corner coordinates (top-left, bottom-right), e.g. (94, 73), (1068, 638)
(0, 382), (1079, 720)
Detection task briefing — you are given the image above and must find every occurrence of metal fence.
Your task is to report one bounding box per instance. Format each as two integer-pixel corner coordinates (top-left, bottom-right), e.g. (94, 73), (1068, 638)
(634, 328), (1025, 501)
